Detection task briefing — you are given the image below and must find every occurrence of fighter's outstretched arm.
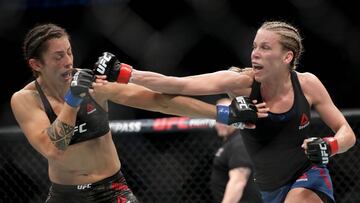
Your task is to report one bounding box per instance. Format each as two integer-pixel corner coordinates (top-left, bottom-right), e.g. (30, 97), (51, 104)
(93, 81), (217, 119)
(131, 69), (252, 96)
(93, 52), (253, 96)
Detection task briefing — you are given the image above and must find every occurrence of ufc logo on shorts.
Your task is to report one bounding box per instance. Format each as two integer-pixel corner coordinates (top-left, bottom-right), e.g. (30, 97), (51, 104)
(96, 53), (112, 74)
(235, 96), (249, 109)
(77, 183), (91, 190)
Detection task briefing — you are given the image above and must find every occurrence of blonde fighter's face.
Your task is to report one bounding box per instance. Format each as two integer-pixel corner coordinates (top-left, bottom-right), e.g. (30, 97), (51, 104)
(251, 29), (292, 82)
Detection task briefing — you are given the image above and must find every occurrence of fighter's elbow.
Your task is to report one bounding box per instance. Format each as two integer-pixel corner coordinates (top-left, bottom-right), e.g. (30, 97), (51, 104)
(340, 131), (356, 153)
(349, 133), (356, 148)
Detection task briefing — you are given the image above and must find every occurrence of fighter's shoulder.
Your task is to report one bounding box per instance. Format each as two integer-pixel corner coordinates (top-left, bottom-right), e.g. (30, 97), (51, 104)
(11, 82), (39, 107)
(226, 66), (254, 86)
(296, 71), (321, 86)
(226, 66), (253, 78)
(296, 71), (325, 102)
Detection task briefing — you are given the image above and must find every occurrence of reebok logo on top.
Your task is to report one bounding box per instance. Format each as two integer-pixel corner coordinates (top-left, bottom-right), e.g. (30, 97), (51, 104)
(299, 113), (310, 130)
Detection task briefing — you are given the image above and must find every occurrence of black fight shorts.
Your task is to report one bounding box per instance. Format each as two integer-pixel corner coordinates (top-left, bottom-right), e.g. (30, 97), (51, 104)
(45, 170), (139, 203)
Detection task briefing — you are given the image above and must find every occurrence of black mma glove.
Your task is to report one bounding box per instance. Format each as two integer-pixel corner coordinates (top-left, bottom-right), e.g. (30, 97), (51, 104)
(64, 69), (94, 107)
(306, 137), (339, 165)
(93, 52), (133, 83)
(216, 96), (257, 128)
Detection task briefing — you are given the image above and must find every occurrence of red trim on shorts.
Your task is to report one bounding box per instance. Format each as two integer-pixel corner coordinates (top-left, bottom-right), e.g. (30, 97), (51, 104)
(319, 167), (332, 189)
(111, 182), (129, 191)
(117, 196), (127, 203)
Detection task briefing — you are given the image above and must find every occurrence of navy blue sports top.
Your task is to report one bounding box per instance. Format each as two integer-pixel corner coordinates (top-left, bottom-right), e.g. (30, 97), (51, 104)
(240, 71), (312, 191)
(35, 80), (110, 145)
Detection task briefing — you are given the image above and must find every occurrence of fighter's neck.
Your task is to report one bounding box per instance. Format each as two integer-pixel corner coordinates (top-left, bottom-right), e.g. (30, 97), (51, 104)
(260, 72), (292, 100)
(36, 77), (69, 101)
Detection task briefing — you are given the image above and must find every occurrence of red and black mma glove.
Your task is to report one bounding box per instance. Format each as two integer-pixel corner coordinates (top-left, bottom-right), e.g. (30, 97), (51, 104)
(216, 96), (258, 129)
(93, 52), (133, 83)
(306, 137), (339, 166)
(65, 69), (94, 108)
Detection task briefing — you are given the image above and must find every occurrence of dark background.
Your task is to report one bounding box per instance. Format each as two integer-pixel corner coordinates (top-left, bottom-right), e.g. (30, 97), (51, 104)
(1, 0), (359, 126)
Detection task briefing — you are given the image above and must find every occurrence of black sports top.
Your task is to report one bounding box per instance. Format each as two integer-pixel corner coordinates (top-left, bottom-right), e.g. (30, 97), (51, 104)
(35, 80), (110, 145)
(240, 71), (312, 191)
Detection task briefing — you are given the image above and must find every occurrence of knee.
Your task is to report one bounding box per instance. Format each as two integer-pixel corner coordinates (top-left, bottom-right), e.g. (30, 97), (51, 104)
(284, 188), (323, 203)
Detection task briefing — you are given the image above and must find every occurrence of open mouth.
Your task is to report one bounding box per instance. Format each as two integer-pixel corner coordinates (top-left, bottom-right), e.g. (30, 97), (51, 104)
(61, 70), (75, 79)
(252, 63), (263, 70)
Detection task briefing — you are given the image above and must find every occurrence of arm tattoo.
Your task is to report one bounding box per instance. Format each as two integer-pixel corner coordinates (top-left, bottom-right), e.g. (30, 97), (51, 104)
(47, 119), (75, 151)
